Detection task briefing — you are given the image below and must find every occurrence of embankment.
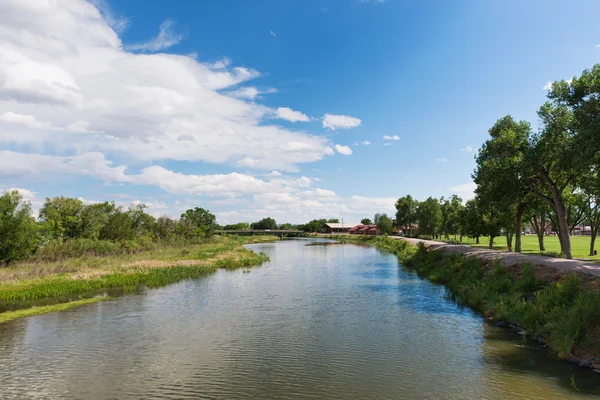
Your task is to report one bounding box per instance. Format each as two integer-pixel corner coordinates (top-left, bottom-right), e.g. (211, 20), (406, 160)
(331, 235), (600, 372)
(0, 236), (274, 323)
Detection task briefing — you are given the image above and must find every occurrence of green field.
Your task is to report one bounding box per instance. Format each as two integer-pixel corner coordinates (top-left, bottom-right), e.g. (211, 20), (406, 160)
(452, 235), (599, 261)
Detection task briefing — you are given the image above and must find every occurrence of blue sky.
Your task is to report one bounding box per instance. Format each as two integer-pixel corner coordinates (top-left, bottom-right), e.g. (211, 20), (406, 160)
(1, 0), (599, 224)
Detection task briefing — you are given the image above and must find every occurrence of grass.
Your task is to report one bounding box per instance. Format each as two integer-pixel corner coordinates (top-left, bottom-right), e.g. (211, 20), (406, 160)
(450, 235), (600, 261)
(334, 235), (600, 363)
(0, 297), (111, 324)
(0, 235), (274, 319)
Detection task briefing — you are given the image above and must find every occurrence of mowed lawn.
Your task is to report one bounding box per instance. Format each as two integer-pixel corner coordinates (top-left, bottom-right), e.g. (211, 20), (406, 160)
(454, 235), (600, 261)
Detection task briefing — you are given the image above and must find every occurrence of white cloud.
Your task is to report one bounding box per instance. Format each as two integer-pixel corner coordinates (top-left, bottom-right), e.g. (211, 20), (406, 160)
(270, 30), (277, 37)
(324, 147), (335, 156)
(362, 140), (371, 145)
(0, 0), (334, 171)
(436, 158), (447, 162)
(382, 135), (400, 140)
(275, 107), (310, 122)
(335, 144), (353, 155)
(596, 44), (600, 48)
(543, 81), (553, 91)
(460, 145), (473, 152)
(126, 20), (184, 52)
(227, 86), (277, 100)
(449, 182), (477, 200)
(265, 170), (282, 177)
(383, 143), (393, 146)
(322, 114), (361, 130)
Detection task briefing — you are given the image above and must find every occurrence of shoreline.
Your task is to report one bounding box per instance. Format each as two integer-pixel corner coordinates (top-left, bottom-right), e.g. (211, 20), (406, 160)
(324, 234), (600, 374)
(0, 236), (275, 323)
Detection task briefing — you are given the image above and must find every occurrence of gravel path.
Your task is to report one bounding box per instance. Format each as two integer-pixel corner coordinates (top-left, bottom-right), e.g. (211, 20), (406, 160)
(389, 236), (600, 278)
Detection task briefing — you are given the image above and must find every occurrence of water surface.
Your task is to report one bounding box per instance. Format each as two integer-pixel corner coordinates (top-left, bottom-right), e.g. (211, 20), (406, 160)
(0, 239), (599, 399)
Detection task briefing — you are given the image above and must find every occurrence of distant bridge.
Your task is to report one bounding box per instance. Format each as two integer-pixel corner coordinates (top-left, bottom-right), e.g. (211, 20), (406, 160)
(217, 230), (305, 237)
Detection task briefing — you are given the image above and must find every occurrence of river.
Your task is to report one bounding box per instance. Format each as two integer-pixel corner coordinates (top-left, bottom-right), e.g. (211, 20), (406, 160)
(0, 239), (599, 399)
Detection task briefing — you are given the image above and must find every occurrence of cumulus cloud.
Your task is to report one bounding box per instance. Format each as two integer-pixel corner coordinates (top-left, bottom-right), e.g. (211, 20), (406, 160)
(436, 158), (447, 162)
(382, 135), (400, 140)
(335, 144), (353, 155)
(126, 20), (184, 52)
(543, 81), (553, 91)
(460, 145), (473, 152)
(362, 140), (371, 145)
(265, 170), (282, 177)
(0, 0), (334, 171)
(275, 107), (311, 122)
(322, 114), (361, 130)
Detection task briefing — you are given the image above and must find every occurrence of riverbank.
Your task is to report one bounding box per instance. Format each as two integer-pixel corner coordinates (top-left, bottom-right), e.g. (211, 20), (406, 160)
(0, 236), (275, 323)
(327, 235), (600, 372)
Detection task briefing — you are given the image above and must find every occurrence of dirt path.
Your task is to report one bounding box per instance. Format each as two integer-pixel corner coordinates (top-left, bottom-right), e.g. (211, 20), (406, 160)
(390, 236), (600, 278)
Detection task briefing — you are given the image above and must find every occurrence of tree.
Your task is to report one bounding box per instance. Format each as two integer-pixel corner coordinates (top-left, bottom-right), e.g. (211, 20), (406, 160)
(153, 216), (178, 240)
(439, 195), (463, 240)
(0, 191), (39, 264)
(361, 218), (372, 225)
(302, 219), (326, 233)
(180, 207), (217, 237)
(527, 102), (577, 258)
(39, 196), (85, 240)
(415, 197), (442, 237)
(376, 214), (395, 235)
(80, 201), (115, 239)
(251, 217), (277, 230)
(326, 218), (340, 223)
(129, 204), (156, 237)
(100, 207), (135, 241)
(395, 195), (418, 236)
(581, 174), (600, 256)
(473, 115), (532, 252)
(462, 199), (486, 243)
(279, 223), (294, 230)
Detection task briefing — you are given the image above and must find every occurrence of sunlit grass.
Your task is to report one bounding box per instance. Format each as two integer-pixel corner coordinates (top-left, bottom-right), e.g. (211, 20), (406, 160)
(0, 236), (274, 317)
(452, 235), (600, 261)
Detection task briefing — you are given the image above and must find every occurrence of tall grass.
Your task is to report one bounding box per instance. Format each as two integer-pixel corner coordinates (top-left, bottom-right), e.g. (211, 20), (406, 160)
(0, 236), (272, 315)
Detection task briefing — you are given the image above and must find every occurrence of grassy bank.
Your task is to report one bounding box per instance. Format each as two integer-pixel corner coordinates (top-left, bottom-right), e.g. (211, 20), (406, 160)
(335, 235), (600, 366)
(0, 236), (274, 320)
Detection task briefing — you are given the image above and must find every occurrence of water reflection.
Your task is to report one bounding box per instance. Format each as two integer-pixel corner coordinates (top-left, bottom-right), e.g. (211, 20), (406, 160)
(0, 239), (598, 399)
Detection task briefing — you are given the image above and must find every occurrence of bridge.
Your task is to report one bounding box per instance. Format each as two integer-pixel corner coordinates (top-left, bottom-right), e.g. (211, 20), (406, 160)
(217, 230), (305, 237)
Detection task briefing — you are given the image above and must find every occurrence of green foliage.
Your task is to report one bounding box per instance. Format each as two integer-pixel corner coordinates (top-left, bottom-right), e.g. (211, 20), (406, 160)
(180, 207), (218, 237)
(223, 222), (251, 230)
(395, 195), (418, 235)
(39, 197), (85, 240)
(0, 191), (39, 264)
(326, 218), (340, 223)
(251, 217), (278, 230)
(361, 218), (372, 225)
(415, 197), (442, 237)
(302, 219), (327, 233)
(375, 213), (395, 235)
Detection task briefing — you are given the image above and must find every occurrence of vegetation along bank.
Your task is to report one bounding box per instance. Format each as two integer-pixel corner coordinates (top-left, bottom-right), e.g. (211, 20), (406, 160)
(335, 235), (600, 373)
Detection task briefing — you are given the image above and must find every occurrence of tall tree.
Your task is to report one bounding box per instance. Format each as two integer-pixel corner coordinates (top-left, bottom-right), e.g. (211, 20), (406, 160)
(463, 199), (485, 244)
(527, 102), (577, 258)
(361, 218), (372, 225)
(395, 195), (418, 237)
(473, 115), (532, 253)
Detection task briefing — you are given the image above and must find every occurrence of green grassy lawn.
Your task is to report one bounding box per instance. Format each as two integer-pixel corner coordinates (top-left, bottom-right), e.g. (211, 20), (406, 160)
(452, 235), (599, 261)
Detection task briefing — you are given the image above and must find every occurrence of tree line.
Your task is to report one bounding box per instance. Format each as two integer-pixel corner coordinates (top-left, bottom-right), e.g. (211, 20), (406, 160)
(0, 193), (218, 264)
(396, 64), (600, 259)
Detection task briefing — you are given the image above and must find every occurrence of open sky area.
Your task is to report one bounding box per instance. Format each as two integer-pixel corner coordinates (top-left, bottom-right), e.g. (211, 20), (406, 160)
(2, 0), (600, 224)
